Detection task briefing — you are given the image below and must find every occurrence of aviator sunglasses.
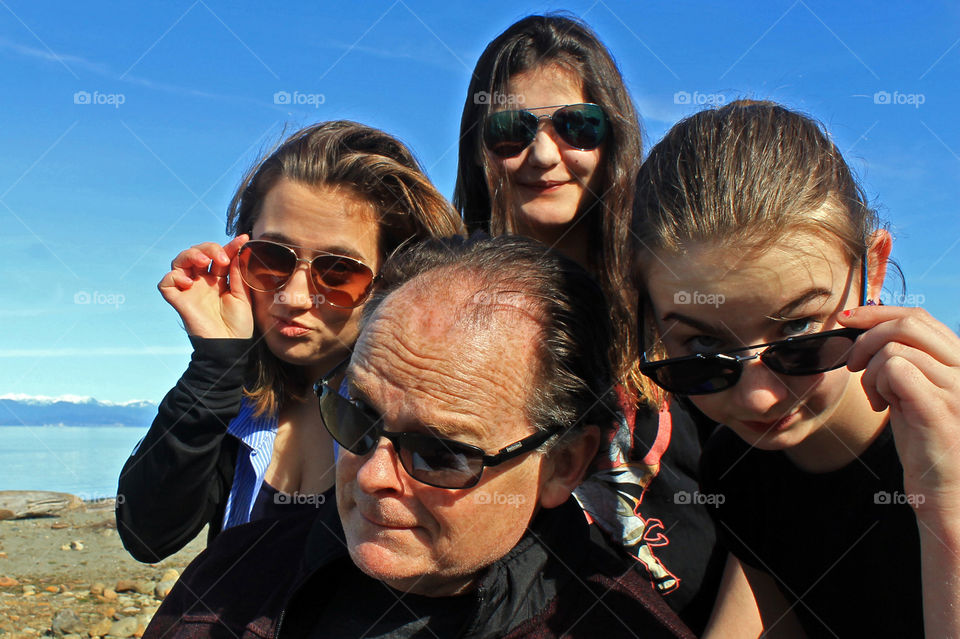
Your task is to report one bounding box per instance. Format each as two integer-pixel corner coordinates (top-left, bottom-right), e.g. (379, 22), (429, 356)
(638, 258), (869, 396)
(483, 103), (608, 158)
(237, 239), (377, 309)
(315, 359), (561, 489)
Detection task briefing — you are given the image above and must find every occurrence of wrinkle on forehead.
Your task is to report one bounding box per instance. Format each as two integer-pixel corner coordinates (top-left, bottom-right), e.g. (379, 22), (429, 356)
(351, 271), (543, 440)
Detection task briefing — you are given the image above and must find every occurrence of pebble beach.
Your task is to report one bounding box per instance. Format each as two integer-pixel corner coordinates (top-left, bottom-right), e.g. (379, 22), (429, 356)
(0, 498), (205, 638)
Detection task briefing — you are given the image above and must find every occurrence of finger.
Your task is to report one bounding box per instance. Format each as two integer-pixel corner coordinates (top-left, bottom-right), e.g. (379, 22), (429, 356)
(172, 242), (230, 270)
(223, 234), (249, 259)
(843, 309), (960, 371)
(228, 249), (252, 305)
(171, 247), (213, 272)
(859, 343), (955, 412)
(875, 355), (952, 432)
(158, 270), (195, 292)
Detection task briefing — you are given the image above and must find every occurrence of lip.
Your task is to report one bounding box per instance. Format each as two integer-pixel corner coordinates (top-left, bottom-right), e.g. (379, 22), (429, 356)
(359, 509), (417, 530)
(518, 180), (568, 193)
(272, 316), (311, 338)
(740, 409), (802, 434)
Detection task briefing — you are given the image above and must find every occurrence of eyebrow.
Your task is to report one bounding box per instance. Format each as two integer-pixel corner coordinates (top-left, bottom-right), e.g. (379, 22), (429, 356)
(347, 374), (489, 445)
(662, 287), (835, 334)
(772, 288), (834, 318)
(257, 232), (369, 262)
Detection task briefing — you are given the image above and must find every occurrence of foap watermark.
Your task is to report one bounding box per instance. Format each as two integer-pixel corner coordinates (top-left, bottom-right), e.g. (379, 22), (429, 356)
(274, 90), (326, 108)
(274, 491), (326, 507)
(673, 290), (725, 308)
(473, 490), (527, 508)
(874, 490), (925, 507)
(674, 490), (725, 506)
(473, 91), (525, 106)
(74, 290), (126, 308)
(673, 90), (727, 106)
(873, 90), (925, 108)
(880, 290), (926, 307)
(470, 290), (526, 307)
(79, 493), (125, 506)
(274, 291), (327, 306)
(73, 90), (126, 108)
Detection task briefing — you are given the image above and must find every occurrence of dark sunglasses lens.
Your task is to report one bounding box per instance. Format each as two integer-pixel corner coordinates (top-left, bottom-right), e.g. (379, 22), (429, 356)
(396, 434), (484, 488)
(651, 357), (739, 395)
(319, 390), (379, 455)
(553, 104), (607, 149)
(310, 256), (375, 308)
(764, 334), (857, 375)
(238, 242), (295, 292)
(484, 110), (537, 157)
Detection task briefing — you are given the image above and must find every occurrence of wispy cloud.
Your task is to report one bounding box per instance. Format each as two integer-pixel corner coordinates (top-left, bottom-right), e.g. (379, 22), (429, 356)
(0, 34), (258, 105)
(0, 346), (192, 358)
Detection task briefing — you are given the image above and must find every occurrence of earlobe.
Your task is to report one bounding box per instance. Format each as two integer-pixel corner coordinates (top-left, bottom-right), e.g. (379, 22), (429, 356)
(866, 229), (892, 302)
(538, 425), (601, 509)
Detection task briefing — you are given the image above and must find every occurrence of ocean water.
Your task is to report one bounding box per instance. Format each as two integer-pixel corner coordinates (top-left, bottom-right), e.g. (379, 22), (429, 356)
(0, 426), (147, 499)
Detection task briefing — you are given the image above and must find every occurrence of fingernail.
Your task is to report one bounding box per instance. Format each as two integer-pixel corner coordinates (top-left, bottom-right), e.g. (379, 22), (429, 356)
(842, 309), (853, 318)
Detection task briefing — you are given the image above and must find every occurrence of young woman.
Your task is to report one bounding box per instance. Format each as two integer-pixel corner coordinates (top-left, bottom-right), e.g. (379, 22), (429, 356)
(117, 121), (464, 562)
(633, 100), (960, 637)
(454, 15), (731, 634)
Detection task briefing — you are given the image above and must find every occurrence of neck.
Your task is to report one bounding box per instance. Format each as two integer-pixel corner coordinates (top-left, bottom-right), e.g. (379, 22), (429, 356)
(515, 217), (591, 270)
(785, 370), (889, 472)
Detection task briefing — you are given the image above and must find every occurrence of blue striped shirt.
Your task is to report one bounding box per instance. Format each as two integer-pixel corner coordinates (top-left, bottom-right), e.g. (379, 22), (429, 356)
(222, 398), (279, 530)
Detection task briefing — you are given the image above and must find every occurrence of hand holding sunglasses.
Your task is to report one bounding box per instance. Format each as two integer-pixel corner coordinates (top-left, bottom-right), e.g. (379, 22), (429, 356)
(157, 234), (256, 339)
(237, 239), (378, 309)
(483, 103), (608, 158)
(315, 360), (560, 489)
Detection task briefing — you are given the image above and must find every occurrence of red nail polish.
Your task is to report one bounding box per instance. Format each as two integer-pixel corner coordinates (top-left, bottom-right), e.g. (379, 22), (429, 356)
(842, 310), (852, 318)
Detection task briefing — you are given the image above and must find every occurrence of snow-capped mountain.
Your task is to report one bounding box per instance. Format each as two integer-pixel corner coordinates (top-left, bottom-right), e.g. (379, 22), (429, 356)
(0, 394), (157, 427)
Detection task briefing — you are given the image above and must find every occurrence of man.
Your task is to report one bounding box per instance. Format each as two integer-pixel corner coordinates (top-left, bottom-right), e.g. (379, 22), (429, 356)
(145, 235), (693, 638)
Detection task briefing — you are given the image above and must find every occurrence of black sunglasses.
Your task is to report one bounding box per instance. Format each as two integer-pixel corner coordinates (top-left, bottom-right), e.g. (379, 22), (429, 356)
(314, 360), (560, 489)
(237, 240), (377, 309)
(639, 327), (867, 396)
(483, 103), (608, 158)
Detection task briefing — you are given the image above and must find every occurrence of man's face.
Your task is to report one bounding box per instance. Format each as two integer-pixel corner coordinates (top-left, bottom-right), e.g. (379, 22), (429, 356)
(335, 281), (552, 597)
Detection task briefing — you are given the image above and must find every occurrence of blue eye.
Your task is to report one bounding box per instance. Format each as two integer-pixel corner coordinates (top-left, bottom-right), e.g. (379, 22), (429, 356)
(783, 318), (816, 337)
(686, 335), (725, 354)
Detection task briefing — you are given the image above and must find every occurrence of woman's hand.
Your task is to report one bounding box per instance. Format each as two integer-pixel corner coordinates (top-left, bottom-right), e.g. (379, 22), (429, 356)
(840, 304), (960, 517)
(157, 234), (254, 339)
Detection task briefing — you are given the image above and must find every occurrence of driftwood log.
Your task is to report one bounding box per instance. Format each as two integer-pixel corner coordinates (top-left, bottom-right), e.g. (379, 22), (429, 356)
(0, 491), (83, 520)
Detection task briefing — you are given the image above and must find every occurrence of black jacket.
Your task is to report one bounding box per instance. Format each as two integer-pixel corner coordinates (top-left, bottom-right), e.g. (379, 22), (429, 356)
(144, 496), (695, 639)
(115, 337), (254, 562)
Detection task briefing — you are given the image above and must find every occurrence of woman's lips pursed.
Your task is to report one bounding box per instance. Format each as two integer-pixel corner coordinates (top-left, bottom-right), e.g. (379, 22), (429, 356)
(273, 317), (311, 337)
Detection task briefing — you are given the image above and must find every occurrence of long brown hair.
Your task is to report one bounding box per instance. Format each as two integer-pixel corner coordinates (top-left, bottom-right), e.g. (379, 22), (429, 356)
(453, 13), (645, 395)
(226, 121), (465, 416)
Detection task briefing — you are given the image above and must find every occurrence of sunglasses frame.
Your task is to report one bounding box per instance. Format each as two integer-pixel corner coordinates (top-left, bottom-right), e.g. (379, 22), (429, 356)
(314, 359), (561, 489)
(638, 256), (870, 396)
(638, 327), (867, 395)
(237, 239), (378, 310)
(482, 103), (608, 158)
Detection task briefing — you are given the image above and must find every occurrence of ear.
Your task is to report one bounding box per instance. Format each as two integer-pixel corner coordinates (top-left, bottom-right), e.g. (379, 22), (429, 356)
(866, 229), (892, 302)
(538, 425), (601, 510)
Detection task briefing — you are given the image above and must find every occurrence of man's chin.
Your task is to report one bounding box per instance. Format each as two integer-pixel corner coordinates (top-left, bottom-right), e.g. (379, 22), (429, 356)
(348, 545), (476, 597)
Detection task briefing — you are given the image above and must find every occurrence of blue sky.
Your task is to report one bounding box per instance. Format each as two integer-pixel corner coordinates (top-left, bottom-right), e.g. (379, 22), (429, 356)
(0, 1), (957, 403)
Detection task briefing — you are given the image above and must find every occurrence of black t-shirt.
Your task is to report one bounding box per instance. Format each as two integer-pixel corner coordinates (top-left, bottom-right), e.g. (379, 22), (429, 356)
(307, 556), (475, 638)
(701, 425), (924, 638)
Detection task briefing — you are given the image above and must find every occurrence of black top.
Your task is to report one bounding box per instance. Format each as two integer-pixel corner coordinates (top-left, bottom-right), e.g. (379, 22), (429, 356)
(116, 337), (253, 562)
(701, 424), (924, 638)
(250, 483), (335, 522)
(308, 556), (475, 638)
(574, 394), (725, 635)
